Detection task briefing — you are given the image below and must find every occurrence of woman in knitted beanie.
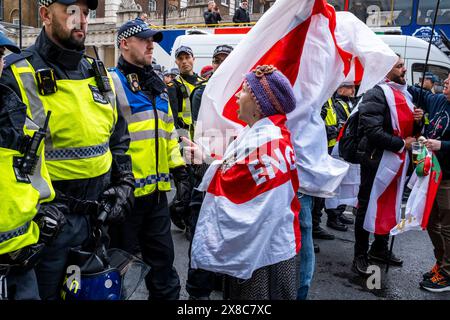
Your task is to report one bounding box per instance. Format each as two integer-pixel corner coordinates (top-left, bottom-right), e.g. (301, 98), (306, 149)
(185, 65), (300, 300)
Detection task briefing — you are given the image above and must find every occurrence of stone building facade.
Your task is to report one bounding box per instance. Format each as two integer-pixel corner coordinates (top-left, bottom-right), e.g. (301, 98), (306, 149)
(1, 0), (276, 67)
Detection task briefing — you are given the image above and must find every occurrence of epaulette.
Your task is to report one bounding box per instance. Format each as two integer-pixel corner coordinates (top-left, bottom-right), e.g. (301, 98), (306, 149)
(4, 51), (33, 69)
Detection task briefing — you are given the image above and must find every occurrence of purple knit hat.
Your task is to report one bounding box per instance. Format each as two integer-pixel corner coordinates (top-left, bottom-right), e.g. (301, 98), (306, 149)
(244, 65), (296, 117)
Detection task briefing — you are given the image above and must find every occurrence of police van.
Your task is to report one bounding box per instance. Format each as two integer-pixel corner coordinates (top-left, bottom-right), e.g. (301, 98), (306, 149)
(159, 32), (450, 87)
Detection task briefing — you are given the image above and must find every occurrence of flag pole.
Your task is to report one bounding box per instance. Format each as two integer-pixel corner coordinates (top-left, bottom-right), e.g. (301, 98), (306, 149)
(417, 0), (441, 107)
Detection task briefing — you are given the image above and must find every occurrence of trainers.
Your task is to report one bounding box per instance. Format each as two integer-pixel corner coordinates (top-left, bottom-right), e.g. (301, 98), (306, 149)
(312, 226), (335, 240)
(338, 214), (354, 225)
(368, 249), (403, 266)
(420, 271), (450, 293)
(423, 263), (440, 281)
(326, 219), (348, 232)
(352, 255), (371, 277)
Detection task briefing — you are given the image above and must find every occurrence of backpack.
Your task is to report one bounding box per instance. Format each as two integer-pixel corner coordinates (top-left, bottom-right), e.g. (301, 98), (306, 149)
(338, 108), (362, 164)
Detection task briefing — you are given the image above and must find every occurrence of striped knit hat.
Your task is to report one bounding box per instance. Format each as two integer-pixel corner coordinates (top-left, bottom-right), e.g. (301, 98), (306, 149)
(244, 65), (296, 117)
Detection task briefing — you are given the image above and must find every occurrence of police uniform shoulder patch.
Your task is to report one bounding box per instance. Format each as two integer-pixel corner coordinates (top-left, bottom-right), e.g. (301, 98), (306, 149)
(167, 82), (174, 87)
(89, 84), (108, 104)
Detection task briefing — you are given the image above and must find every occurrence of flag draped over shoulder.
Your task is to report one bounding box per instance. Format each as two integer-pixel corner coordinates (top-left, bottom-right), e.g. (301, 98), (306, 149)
(191, 116), (301, 280)
(390, 150), (442, 235)
(363, 81), (414, 235)
(195, 0), (398, 198)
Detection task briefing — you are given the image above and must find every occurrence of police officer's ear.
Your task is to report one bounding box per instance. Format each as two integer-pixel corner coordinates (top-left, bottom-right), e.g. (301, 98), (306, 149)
(119, 38), (129, 51)
(39, 5), (52, 26)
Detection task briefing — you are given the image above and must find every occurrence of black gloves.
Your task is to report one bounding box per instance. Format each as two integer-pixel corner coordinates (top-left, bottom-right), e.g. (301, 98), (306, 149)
(100, 170), (135, 224)
(34, 202), (68, 245)
(326, 125), (340, 142)
(171, 166), (192, 209)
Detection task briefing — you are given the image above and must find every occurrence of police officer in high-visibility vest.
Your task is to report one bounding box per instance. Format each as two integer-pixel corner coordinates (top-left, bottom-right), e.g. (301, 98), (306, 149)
(0, 31), (67, 300)
(167, 46), (205, 137)
(312, 83), (355, 241)
(0, 0), (134, 300)
(109, 19), (191, 300)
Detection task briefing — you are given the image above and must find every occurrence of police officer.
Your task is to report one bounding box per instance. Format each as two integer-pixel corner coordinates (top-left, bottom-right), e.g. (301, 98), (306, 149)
(0, 0), (134, 300)
(109, 19), (191, 300)
(167, 46), (205, 136)
(0, 31), (66, 300)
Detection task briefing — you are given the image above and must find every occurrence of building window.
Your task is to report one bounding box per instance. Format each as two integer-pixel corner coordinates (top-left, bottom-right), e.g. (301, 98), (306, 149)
(149, 0), (157, 12)
(221, 0), (230, 6)
(89, 9), (96, 19)
(0, 0), (3, 21)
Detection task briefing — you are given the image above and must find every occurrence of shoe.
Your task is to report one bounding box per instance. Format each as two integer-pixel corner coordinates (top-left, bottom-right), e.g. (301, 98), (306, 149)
(312, 226), (335, 240)
(314, 243), (320, 253)
(423, 263), (440, 281)
(326, 219), (348, 232)
(352, 255), (372, 277)
(338, 214), (354, 225)
(420, 271), (450, 293)
(170, 207), (186, 231)
(368, 249), (403, 266)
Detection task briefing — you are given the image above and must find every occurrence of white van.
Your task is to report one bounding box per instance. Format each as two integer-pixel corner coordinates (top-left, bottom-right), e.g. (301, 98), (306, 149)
(166, 33), (450, 86)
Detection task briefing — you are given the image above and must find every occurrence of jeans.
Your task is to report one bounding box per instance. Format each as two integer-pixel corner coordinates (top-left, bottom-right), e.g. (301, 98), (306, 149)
(297, 193), (315, 300)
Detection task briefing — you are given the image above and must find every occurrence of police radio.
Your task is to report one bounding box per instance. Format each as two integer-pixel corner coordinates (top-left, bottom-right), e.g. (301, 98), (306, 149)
(126, 73), (141, 93)
(14, 111), (51, 183)
(36, 68), (57, 96)
(92, 60), (112, 93)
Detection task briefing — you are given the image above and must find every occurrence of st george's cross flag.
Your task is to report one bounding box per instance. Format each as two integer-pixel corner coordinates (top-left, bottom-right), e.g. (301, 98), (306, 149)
(390, 150), (442, 235)
(194, 0), (398, 198)
(191, 116), (301, 280)
(363, 81), (414, 235)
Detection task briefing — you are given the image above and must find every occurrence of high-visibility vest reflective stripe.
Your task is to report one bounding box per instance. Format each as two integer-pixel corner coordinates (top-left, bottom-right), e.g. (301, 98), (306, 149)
(110, 70), (185, 197)
(11, 59), (118, 181)
(336, 100), (351, 118)
(324, 98), (338, 148)
(0, 117), (54, 255)
(174, 75), (203, 126)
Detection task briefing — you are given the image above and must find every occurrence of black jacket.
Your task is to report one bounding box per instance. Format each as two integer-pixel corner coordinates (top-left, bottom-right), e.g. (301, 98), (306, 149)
(0, 29), (131, 203)
(358, 85), (420, 168)
(233, 7), (250, 23)
(0, 83), (27, 151)
(204, 10), (222, 25)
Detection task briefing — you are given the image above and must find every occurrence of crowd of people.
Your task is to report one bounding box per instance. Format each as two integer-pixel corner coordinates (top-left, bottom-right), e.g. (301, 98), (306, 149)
(1, 0), (450, 301)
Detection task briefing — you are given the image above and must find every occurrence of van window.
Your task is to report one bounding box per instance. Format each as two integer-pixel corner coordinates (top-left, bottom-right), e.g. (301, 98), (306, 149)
(418, 0), (450, 25)
(328, 0), (346, 11)
(348, 0), (413, 26)
(411, 63), (450, 92)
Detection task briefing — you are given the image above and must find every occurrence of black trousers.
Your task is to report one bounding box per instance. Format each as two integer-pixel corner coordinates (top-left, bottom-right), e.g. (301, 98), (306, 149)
(354, 162), (389, 257)
(185, 188), (216, 298)
(312, 198), (345, 229)
(113, 192), (180, 300)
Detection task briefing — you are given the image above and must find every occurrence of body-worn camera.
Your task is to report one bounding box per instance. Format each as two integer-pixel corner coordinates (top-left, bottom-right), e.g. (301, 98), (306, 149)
(35, 68), (57, 96)
(92, 60), (112, 93)
(126, 73), (141, 93)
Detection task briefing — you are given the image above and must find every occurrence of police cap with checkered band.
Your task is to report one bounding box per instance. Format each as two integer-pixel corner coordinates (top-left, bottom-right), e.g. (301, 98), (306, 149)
(39, 0), (98, 10)
(117, 18), (163, 48)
